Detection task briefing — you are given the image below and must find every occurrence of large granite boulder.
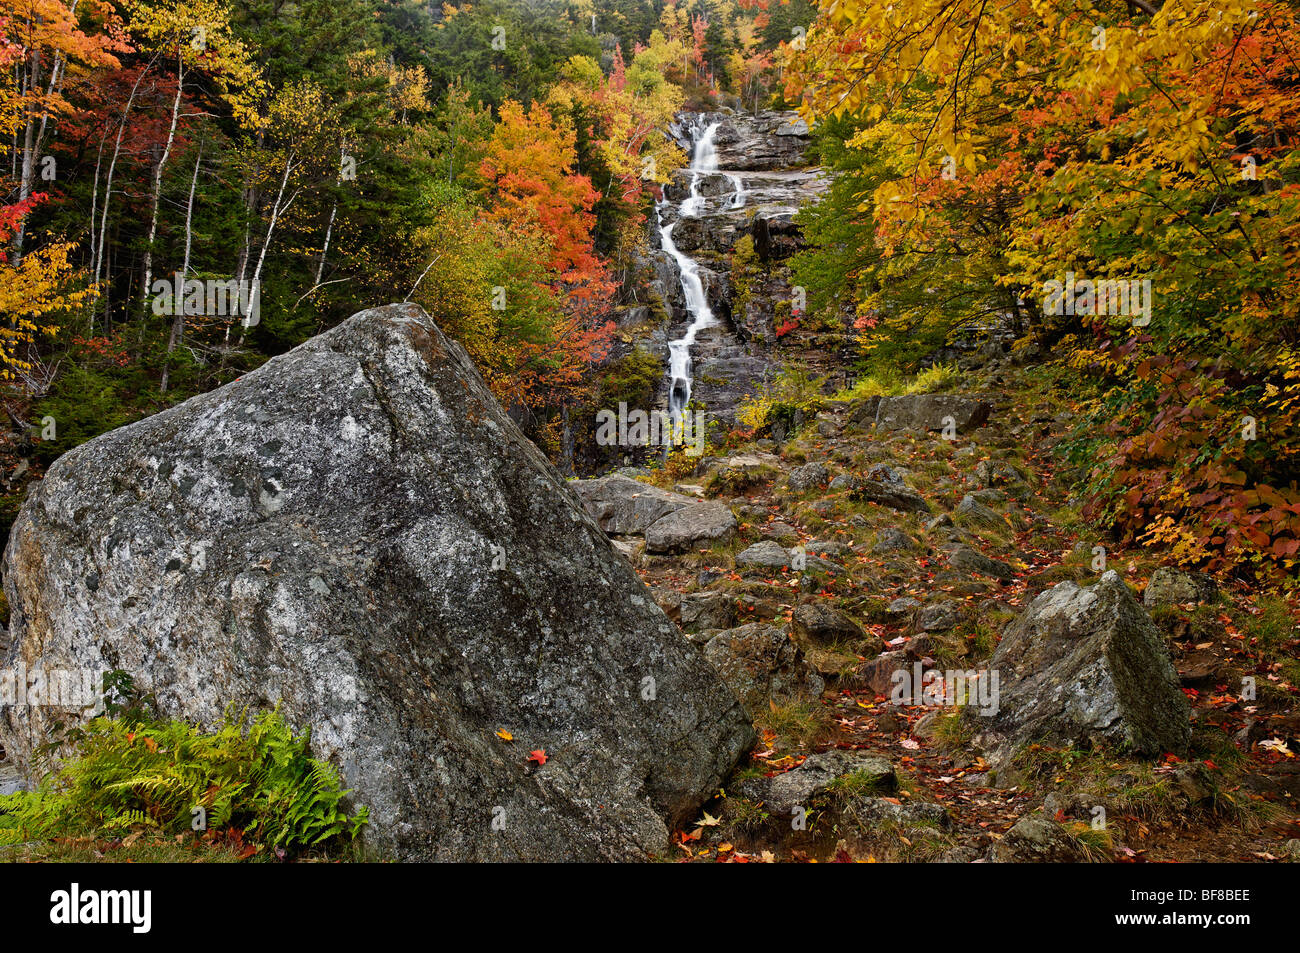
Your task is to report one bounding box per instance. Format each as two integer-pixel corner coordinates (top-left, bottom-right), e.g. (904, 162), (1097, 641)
(971, 572), (1191, 765)
(0, 304), (754, 861)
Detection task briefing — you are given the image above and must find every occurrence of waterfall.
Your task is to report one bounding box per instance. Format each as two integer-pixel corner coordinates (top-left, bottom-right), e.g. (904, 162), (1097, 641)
(727, 173), (748, 209)
(660, 119), (724, 426)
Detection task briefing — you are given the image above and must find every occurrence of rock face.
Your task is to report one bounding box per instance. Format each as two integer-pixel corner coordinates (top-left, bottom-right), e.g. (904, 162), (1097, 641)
(0, 303), (755, 861)
(972, 572), (1191, 764)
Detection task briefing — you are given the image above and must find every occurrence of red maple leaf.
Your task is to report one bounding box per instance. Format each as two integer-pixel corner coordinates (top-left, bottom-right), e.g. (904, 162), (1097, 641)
(528, 749), (548, 765)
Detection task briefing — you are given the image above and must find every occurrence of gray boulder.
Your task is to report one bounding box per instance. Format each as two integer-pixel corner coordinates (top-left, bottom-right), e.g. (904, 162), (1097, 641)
(763, 750), (895, 814)
(643, 501), (737, 554)
(787, 462), (829, 493)
(947, 545), (1016, 581)
(702, 624), (824, 716)
(917, 601), (963, 632)
(972, 572), (1191, 765)
(954, 494), (1009, 532)
(1143, 567), (1218, 608)
(987, 815), (1092, 863)
(792, 603), (864, 644)
(571, 474), (691, 535)
(875, 395), (991, 434)
(872, 528), (918, 554)
(736, 540), (791, 569)
(679, 591), (736, 632)
(850, 465), (930, 513)
(0, 304), (754, 862)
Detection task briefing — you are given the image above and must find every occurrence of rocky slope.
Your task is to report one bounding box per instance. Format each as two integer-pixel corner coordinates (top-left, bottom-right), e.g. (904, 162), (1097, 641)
(572, 367), (1300, 863)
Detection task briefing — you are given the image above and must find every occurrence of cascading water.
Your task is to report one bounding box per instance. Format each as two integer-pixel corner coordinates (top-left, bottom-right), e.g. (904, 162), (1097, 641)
(659, 118), (747, 427)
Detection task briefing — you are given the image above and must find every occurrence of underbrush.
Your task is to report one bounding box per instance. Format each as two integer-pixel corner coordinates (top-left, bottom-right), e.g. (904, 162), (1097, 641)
(0, 694), (368, 861)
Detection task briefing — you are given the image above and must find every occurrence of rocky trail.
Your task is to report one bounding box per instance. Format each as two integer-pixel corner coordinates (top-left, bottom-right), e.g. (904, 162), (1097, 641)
(573, 369), (1300, 863)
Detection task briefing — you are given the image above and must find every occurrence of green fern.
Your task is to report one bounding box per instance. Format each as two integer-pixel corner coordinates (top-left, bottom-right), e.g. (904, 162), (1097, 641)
(0, 706), (368, 856)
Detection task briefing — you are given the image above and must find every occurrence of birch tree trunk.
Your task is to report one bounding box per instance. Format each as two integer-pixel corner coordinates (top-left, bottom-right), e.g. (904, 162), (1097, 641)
(161, 141), (204, 394)
(138, 45), (186, 322)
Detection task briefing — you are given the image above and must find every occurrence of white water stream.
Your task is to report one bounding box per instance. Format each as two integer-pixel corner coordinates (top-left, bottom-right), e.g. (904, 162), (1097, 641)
(659, 119), (746, 424)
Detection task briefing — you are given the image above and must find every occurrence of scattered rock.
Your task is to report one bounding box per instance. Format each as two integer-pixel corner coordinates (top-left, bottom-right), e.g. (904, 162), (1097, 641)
(736, 540), (791, 569)
(975, 459), (1026, 488)
(886, 597), (921, 619)
(841, 796), (953, 830)
(787, 462), (829, 493)
(987, 815), (1092, 863)
(679, 591), (736, 632)
(872, 528), (918, 554)
(916, 601), (963, 632)
(954, 494), (1009, 532)
(764, 750), (896, 814)
(644, 501), (738, 554)
(850, 465), (930, 513)
(853, 650), (908, 695)
(947, 545), (1016, 581)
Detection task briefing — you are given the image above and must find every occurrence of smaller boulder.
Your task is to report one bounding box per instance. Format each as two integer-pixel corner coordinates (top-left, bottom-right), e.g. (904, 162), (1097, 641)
(1143, 567), (1218, 608)
(916, 601), (963, 632)
(765, 750), (896, 814)
(850, 465), (930, 513)
(702, 624), (824, 716)
(792, 603), (865, 644)
(947, 545), (1016, 581)
(872, 528), (919, 554)
(788, 462), (830, 493)
(679, 591), (736, 632)
(736, 540), (792, 569)
(987, 815), (1092, 863)
(644, 501), (737, 554)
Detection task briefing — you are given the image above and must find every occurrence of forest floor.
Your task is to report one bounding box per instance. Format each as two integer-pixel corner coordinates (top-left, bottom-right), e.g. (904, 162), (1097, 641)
(629, 360), (1300, 863)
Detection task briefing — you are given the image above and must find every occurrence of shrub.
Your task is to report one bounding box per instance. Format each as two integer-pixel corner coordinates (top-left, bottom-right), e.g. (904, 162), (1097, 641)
(0, 707), (368, 855)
